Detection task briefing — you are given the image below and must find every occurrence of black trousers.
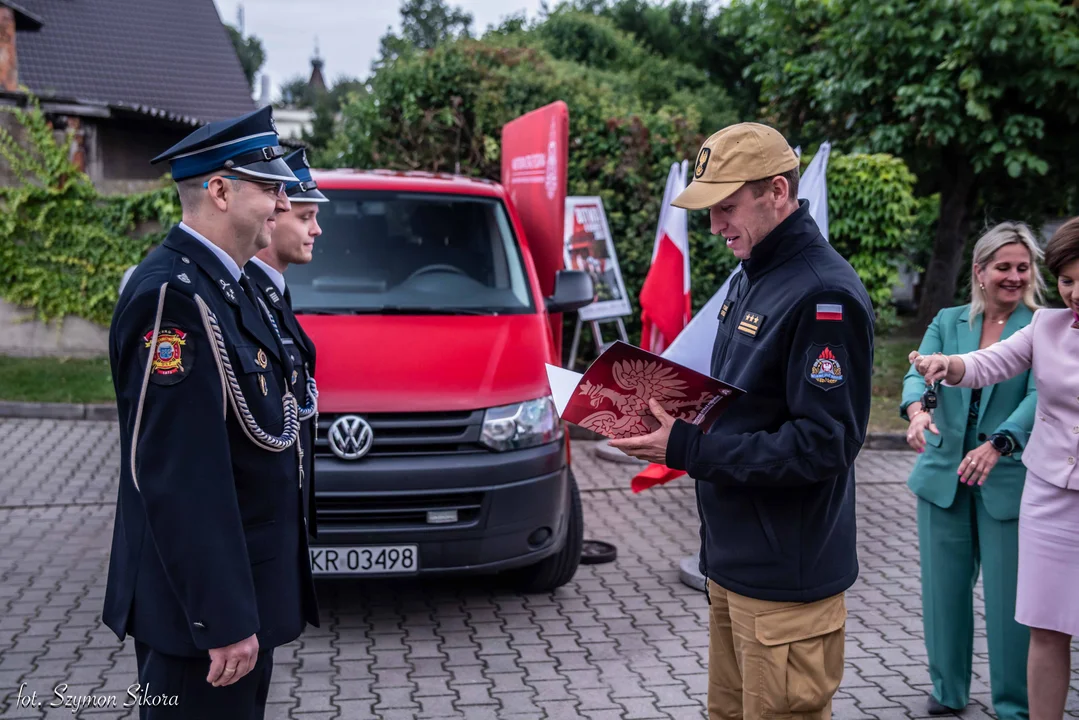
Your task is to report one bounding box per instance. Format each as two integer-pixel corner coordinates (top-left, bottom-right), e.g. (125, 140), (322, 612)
(133, 640), (274, 719)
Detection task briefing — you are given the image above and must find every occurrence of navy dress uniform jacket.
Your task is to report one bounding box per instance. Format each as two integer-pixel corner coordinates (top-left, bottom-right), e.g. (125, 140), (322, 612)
(244, 261), (318, 537)
(102, 225), (319, 659)
(665, 200), (875, 603)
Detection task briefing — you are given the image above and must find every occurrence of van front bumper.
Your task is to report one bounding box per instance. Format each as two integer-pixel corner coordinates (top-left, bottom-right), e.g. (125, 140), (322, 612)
(307, 439), (570, 578)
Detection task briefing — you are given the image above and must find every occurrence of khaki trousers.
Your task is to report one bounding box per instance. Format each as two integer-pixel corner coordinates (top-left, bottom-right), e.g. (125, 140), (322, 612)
(707, 580), (847, 720)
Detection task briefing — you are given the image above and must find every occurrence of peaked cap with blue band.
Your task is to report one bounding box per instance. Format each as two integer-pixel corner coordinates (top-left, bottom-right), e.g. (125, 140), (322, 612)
(284, 149), (328, 203)
(150, 106), (299, 183)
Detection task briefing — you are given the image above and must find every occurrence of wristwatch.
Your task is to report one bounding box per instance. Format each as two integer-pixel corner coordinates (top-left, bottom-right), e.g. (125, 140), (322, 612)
(989, 432), (1017, 456)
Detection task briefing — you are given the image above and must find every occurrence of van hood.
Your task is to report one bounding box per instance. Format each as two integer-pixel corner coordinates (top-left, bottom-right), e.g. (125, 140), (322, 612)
(298, 314), (556, 413)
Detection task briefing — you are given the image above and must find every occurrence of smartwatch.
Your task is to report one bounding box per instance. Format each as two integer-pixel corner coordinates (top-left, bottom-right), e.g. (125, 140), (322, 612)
(989, 432), (1017, 457)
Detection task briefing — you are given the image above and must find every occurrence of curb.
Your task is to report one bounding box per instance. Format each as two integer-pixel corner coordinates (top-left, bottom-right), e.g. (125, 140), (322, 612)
(0, 404), (913, 452)
(864, 433), (909, 451)
(0, 401), (117, 421)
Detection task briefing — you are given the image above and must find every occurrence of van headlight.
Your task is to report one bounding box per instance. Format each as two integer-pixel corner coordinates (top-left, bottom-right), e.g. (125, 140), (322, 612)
(480, 396), (563, 451)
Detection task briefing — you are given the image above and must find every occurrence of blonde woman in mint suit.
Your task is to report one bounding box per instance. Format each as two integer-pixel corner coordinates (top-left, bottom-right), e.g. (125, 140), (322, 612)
(901, 222), (1044, 719)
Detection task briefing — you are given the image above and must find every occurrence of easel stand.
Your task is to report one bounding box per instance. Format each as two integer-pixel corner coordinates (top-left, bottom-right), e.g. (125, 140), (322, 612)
(567, 315), (629, 371)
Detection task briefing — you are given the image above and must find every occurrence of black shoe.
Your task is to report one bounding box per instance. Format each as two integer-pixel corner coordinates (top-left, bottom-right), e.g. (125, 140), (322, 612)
(926, 696), (962, 715)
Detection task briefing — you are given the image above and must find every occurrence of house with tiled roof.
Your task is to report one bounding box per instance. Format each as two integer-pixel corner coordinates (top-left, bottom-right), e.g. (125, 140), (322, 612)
(0, 0), (255, 192)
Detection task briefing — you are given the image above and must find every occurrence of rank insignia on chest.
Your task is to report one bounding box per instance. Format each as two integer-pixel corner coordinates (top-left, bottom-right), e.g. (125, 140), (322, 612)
(291, 369), (298, 386)
(259, 374), (268, 396)
(143, 327), (190, 385)
(268, 288), (282, 306)
(806, 344), (847, 391)
(719, 300), (732, 321)
(737, 311), (764, 337)
(256, 348), (268, 369)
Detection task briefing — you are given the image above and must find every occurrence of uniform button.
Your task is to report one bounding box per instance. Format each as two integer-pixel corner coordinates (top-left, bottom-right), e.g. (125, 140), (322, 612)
(1069, 457), (1076, 465)
(978, 433), (986, 441)
(182, 256), (191, 264)
(1073, 426), (1079, 434)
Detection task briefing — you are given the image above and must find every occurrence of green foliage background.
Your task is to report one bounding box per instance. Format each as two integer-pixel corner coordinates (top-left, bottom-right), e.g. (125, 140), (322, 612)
(318, 14), (926, 363)
(0, 98), (180, 326)
(0, 9), (929, 356)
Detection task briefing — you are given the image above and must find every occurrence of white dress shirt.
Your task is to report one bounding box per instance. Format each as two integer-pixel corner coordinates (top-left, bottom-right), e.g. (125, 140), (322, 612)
(249, 256), (286, 295)
(179, 221), (241, 281)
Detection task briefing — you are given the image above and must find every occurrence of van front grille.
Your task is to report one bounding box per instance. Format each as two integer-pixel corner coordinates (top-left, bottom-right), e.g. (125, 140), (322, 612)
(315, 410), (485, 458)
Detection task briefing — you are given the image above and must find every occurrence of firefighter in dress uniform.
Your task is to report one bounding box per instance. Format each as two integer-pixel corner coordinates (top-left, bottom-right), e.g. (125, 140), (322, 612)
(246, 148), (327, 539)
(102, 106), (320, 719)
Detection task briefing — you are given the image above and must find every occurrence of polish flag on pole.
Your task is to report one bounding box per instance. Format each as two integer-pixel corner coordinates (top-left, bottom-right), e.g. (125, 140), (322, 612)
(629, 143), (833, 493)
(639, 160), (691, 356)
(631, 160), (692, 492)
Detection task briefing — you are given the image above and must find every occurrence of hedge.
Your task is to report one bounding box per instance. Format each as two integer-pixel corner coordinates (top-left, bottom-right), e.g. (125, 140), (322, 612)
(0, 97), (178, 327)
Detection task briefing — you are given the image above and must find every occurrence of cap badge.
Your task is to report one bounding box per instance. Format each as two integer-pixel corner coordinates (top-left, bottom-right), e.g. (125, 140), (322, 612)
(695, 147), (711, 179)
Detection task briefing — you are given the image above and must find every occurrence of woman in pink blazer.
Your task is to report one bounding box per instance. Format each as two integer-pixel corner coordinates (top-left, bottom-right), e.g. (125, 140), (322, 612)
(910, 217), (1079, 720)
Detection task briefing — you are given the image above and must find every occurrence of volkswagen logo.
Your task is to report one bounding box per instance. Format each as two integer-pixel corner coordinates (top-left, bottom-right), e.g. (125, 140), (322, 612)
(327, 415), (374, 460)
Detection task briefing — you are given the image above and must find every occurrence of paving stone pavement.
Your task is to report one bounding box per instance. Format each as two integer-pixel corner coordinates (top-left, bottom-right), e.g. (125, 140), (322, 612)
(0, 418), (1076, 719)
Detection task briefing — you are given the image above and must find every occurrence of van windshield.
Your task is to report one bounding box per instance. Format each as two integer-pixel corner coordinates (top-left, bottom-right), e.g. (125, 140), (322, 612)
(286, 190), (535, 315)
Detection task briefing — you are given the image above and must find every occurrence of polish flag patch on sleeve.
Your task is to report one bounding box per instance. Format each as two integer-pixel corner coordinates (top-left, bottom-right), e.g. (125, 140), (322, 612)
(816, 303), (843, 321)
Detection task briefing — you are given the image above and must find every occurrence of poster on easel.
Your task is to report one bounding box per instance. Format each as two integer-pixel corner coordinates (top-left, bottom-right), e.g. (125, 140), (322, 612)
(563, 196), (632, 322)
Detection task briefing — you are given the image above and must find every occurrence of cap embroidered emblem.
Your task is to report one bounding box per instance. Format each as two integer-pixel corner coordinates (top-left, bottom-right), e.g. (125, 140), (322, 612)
(694, 147), (711, 179)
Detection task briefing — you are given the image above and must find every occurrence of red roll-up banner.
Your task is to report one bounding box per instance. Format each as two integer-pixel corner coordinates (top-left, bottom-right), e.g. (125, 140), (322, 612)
(501, 101), (569, 361)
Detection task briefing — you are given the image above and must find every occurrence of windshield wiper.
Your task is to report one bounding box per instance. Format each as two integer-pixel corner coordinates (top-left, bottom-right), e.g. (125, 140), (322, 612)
(295, 308), (353, 315)
(296, 306), (495, 316)
(354, 306), (494, 316)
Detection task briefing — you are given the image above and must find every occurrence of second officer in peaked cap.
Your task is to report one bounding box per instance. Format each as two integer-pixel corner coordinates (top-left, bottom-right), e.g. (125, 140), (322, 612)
(246, 147), (327, 542)
(103, 105), (320, 719)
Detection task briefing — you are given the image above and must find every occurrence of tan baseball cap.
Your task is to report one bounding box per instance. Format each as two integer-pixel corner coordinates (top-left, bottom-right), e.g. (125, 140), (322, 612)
(672, 122), (799, 210)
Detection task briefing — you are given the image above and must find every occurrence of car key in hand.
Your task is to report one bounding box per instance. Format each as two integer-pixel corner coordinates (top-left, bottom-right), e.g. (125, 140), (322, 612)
(920, 381), (939, 422)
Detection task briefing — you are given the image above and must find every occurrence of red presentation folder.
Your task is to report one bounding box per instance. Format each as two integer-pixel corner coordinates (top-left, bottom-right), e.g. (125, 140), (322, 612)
(546, 341), (744, 440)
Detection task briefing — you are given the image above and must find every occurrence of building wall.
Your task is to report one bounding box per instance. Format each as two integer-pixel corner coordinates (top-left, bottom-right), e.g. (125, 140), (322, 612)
(92, 116), (189, 186)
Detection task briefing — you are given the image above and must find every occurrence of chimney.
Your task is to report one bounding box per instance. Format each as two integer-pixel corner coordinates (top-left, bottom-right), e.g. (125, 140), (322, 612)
(258, 74), (271, 106)
(0, 6), (17, 91)
(0, 2), (43, 92)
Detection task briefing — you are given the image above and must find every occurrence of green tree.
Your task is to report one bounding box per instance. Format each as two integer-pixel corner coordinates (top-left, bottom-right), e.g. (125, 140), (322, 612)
(375, 0), (475, 69)
(225, 24), (266, 91)
(552, 0), (760, 120)
(725, 0), (1079, 324)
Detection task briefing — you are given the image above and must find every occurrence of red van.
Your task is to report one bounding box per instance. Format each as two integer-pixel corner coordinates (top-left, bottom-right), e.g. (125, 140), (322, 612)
(288, 169), (594, 592)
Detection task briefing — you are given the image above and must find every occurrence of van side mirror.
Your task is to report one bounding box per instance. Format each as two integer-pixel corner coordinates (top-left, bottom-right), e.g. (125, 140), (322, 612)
(545, 270), (594, 314)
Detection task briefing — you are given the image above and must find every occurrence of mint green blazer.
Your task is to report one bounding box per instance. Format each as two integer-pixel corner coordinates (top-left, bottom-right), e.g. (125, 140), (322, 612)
(900, 304), (1037, 521)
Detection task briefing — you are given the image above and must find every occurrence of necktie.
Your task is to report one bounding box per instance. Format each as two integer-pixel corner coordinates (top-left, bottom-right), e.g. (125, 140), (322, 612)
(238, 273), (258, 307)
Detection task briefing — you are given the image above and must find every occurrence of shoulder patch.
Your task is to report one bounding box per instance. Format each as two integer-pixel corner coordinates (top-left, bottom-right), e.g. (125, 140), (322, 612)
(815, 303), (843, 321)
(805, 344), (846, 391)
(144, 325), (193, 386)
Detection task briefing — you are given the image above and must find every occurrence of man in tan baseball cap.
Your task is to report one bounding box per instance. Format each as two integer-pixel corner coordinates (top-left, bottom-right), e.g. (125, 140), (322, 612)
(612, 121), (874, 720)
(672, 122), (801, 261)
